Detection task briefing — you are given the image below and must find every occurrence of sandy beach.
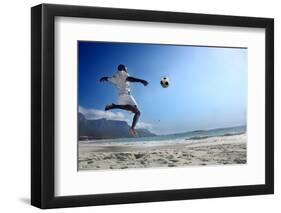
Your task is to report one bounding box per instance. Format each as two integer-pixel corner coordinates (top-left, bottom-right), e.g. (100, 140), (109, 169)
(78, 134), (247, 170)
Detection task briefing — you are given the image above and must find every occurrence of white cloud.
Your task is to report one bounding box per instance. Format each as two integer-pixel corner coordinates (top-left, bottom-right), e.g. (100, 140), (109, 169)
(136, 122), (154, 130)
(79, 106), (126, 121)
(79, 106), (155, 132)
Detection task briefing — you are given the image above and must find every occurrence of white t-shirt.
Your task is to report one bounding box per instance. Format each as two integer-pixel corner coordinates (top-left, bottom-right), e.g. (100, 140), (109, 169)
(108, 70), (131, 96)
(108, 70), (137, 106)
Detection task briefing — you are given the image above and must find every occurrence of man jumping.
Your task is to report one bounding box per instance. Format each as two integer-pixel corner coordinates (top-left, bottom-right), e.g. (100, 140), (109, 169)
(100, 64), (148, 136)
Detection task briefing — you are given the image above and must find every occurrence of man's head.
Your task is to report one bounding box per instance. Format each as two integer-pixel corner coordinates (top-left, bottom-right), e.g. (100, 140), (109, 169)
(118, 64), (128, 72)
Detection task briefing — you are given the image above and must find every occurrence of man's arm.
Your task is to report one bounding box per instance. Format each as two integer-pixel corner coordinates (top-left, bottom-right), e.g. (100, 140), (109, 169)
(100, 77), (109, 82)
(126, 76), (148, 86)
(100, 75), (118, 85)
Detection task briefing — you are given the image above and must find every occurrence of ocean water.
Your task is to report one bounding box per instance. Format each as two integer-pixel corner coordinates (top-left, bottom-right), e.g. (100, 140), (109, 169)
(83, 125), (246, 144)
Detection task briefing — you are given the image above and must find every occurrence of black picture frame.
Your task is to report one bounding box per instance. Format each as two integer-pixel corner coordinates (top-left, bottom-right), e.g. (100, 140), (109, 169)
(31, 3), (274, 209)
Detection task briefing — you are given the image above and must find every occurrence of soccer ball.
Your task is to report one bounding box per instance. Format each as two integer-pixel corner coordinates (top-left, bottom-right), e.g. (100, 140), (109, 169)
(160, 77), (170, 88)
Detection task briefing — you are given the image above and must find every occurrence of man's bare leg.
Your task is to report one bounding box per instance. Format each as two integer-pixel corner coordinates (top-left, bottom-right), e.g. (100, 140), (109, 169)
(105, 103), (140, 136)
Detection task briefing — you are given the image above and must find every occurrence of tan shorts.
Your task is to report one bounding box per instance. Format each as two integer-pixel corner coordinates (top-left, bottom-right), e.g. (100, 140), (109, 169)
(118, 94), (137, 106)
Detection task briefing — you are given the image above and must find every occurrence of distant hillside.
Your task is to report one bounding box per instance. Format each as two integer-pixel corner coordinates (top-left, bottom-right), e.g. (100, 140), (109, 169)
(162, 125), (246, 139)
(78, 112), (156, 140)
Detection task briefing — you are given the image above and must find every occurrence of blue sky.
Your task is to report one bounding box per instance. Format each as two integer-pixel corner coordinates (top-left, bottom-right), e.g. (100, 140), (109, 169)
(78, 41), (247, 134)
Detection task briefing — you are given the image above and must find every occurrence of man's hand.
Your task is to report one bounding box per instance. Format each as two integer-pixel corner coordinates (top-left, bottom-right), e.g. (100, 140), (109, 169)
(100, 77), (108, 82)
(141, 80), (148, 86)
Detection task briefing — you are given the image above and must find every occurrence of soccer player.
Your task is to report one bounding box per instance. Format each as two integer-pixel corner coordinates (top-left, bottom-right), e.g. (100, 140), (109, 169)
(100, 64), (148, 136)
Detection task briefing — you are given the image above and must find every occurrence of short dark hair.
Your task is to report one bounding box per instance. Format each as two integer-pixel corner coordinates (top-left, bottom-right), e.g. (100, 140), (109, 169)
(118, 64), (127, 72)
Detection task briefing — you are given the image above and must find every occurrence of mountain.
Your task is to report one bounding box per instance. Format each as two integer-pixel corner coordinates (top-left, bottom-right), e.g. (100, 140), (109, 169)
(78, 112), (156, 140)
(162, 125), (246, 139)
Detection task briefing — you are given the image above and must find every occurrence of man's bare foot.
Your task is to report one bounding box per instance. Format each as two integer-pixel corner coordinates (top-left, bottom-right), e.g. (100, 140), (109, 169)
(105, 103), (115, 111)
(129, 128), (137, 136)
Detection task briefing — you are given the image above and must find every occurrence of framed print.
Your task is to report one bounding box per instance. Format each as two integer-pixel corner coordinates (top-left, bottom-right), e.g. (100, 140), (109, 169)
(31, 4), (274, 209)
